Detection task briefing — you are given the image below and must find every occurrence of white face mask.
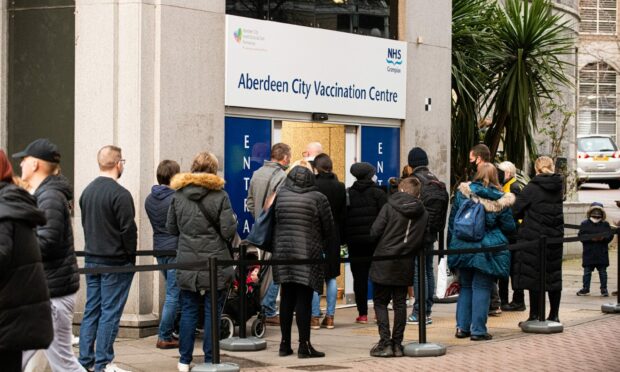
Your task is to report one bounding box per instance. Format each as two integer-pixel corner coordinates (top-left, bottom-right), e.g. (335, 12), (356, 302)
(372, 175), (378, 183)
(590, 217), (602, 223)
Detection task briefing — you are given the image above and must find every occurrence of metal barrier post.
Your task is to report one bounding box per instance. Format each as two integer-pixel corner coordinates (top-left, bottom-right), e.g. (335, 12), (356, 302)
(537, 236), (546, 322)
(520, 236), (563, 334)
(403, 248), (446, 357)
(602, 228), (620, 313)
(220, 244), (267, 352)
(192, 257), (239, 372)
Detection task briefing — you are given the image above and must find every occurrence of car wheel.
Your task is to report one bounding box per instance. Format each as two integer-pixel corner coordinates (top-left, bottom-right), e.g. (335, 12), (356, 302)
(608, 180), (620, 189)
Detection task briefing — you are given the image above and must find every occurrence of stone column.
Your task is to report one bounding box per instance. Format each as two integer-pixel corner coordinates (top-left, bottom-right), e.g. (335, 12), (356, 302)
(74, 0), (225, 337)
(400, 0), (452, 184)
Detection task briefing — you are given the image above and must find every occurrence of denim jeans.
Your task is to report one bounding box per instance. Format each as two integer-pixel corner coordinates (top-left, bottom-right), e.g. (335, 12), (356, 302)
(178, 289), (225, 365)
(311, 278), (337, 317)
(413, 242), (435, 316)
(456, 268), (493, 336)
(157, 256), (180, 341)
(261, 281), (280, 317)
(583, 265), (608, 291)
(78, 263), (134, 372)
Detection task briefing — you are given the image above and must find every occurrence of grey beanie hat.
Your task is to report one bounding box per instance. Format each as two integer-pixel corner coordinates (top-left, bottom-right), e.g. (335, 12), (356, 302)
(350, 162), (376, 180)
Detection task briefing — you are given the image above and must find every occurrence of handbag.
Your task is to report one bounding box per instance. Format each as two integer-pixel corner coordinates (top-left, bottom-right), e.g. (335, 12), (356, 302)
(246, 196), (277, 252)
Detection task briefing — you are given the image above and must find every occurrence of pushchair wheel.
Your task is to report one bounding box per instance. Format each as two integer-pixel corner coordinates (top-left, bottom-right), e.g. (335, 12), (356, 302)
(251, 317), (265, 338)
(220, 315), (234, 339)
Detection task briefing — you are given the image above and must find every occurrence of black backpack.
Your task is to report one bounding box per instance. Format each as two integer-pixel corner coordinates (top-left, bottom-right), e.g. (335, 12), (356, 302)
(413, 170), (449, 240)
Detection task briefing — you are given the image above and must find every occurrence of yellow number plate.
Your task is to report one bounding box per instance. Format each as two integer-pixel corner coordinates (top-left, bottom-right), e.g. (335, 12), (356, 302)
(594, 155), (609, 161)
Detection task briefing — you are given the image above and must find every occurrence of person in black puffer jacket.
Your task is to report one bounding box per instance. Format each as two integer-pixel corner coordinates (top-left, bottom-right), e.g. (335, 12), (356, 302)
(369, 177), (428, 357)
(12, 139), (82, 371)
(344, 162), (387, 324)
(576, 202), (613, 297)
(311, 153), (346, 330)
(145, 159), (181, 349)
(513, 156), (564, 323)
(167, 152), (237, 369)
(273, 165), (335, 359)
(0, 150), (52, 372)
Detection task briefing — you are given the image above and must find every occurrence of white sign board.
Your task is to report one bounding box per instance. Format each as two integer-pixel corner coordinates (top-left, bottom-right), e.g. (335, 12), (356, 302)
(225, 15), (407, 119)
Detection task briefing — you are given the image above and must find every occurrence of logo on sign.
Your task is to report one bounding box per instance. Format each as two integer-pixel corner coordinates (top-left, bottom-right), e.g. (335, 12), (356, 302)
(386, 48), (402, 74)
(234, 28), (243, 43)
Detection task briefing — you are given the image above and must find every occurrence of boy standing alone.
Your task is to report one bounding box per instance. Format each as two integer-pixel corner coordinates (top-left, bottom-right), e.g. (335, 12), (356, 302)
(577, 202), (613, 297)
(369, 178), (428, 357)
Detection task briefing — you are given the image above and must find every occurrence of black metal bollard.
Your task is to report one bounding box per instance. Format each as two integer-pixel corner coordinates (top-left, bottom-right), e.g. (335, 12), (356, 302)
(537, 236), (547, 322)
(418, 248), (427, 344)
(210, 257), (221, 365)
(238, 244), (247, 339)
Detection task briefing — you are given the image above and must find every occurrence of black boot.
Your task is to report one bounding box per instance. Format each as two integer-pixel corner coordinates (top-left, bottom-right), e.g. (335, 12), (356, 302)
(298, 341), (325, 358)
(279, 341), (293, 357)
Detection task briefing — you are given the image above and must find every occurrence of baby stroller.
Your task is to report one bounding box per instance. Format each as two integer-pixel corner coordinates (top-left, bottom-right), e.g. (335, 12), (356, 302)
(219, 248), (268, 339)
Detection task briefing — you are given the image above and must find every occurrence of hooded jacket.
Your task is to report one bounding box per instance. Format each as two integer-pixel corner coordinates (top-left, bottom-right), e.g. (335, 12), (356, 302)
(167, 173), (237, 292)
(512, 173), (564, 291)
(34, 175), (79, 298)
(578, 204), (613, 268)
(315, 171), (346, 279)
(0, 182), (53, 351)
(272, 166), (335, 293)
(447, 182), (516, 278)
(344, 179), (387, 256)
(145, 185), (178, 251)
(369, 192), (428, 286)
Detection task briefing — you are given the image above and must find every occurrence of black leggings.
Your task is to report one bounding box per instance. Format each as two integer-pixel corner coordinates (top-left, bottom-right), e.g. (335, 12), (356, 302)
(351, 260), (371, 316)
(0, 350), (21, 372)
(529, 290), (561, 319)
(279, 282), (314, 345)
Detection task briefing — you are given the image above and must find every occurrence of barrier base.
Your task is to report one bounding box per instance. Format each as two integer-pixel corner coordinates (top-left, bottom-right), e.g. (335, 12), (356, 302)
(403, 342), (446, 357)
(601, 303), (620, 314)
(519, 320), (563, 334)
(220, 337), (267, 351)
(191, 362), (239, 372)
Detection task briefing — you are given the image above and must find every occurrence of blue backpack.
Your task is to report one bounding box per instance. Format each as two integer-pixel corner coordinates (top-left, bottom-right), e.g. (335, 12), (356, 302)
(453, 195), (486, 242)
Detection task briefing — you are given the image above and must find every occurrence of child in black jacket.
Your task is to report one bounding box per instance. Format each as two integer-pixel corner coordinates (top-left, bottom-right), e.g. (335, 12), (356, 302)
(368, 178), (428, 358)
(577, 202), (613, 297)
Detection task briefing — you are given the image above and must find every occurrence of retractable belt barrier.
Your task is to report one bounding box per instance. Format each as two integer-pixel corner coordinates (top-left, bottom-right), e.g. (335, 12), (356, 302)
(75, 226), (619, 363)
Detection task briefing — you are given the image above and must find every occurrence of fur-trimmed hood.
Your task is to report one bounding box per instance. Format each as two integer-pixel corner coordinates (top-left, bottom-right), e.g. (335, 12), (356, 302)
(587, 202), (607, 220)
(458, 182), (515, 213)
(170, 172), (225, 191)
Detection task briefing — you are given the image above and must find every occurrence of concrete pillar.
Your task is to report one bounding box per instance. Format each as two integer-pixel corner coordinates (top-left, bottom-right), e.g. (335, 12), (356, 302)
(401, 0), (452, 184)
(74, 0), (225, 337)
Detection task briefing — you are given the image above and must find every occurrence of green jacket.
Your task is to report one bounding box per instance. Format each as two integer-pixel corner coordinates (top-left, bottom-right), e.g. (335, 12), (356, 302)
(167, 173), (237, 292)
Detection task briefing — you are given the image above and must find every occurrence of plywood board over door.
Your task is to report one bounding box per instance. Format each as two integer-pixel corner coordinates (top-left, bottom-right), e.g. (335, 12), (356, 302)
(281, 121), (346, 182)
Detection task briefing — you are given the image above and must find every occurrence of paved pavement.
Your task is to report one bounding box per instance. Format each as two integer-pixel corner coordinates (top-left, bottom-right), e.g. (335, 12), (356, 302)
(94, 248), (619, 372)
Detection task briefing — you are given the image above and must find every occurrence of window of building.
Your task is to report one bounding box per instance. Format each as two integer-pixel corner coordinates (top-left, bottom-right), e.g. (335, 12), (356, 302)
(580, 0), (617, 34)
(226, 0), (397, 39)
(578, 62), (617, 141)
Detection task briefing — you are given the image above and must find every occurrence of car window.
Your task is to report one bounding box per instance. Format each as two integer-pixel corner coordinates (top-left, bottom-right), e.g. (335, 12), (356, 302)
(577, 137), (618, 152)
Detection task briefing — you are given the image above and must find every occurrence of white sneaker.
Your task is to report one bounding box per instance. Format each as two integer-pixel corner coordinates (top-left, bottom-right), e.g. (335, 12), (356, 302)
(177, 362), (190, 372)
(103, 364), (131, 372)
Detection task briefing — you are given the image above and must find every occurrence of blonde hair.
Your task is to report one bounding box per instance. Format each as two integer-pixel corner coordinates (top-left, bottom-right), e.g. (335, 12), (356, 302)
(497, 161), (516, 177)
(535, 156), (555, 175)
(287, 159), (314, 174)
(191, 152), (219, 174)
(474, 163), (501, 189)
(97, 145), (122, 171)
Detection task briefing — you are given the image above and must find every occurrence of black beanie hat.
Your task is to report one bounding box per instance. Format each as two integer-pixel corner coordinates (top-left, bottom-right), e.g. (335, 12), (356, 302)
(408, 147), (428, 168)
(350, 162), (376, 180)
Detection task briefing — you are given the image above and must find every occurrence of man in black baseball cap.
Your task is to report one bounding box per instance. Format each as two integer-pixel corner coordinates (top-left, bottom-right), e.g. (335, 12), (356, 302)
(12, 138), (61, 164)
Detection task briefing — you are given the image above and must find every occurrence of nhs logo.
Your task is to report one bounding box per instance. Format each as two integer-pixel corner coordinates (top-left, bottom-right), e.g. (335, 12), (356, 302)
(386, 48), (403, 74)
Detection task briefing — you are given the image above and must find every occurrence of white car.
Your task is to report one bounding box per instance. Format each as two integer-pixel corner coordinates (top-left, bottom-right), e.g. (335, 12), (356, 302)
(577, 135), (620, 189)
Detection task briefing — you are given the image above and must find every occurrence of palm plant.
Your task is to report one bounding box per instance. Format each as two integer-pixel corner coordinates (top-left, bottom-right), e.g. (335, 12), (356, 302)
(483, 0), (574, 169)
(451, 0), (496, 187)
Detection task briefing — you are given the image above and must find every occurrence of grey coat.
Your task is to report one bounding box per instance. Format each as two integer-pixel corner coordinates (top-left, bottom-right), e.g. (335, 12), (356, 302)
(247, 161), (286, 219)
(272, 166), (335, 293)
(167, 172), (238, 292)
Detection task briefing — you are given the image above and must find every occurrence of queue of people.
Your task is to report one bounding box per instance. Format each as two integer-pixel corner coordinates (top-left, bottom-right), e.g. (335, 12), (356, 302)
(5, 137), (614, 370)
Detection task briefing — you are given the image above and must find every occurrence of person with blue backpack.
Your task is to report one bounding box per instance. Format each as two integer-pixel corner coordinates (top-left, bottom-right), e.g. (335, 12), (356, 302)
(448, 163), (516, 341)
